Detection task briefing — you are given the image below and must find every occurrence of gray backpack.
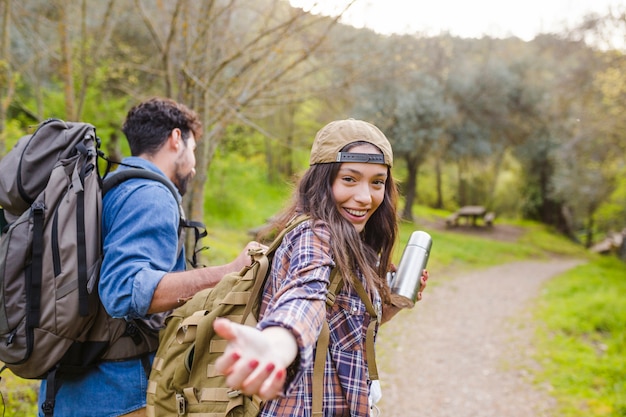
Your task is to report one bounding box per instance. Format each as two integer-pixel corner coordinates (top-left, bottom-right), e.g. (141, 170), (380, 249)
(0, 119), (205, 416)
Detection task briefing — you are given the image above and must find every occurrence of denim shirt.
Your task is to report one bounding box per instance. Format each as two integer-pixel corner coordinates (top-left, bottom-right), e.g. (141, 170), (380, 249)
(39, 157), (186, 417)
(99, 157), (185, 319)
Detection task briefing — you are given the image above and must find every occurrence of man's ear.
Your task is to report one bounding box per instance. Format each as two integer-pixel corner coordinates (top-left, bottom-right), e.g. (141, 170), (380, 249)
(167, 128), (183, 151)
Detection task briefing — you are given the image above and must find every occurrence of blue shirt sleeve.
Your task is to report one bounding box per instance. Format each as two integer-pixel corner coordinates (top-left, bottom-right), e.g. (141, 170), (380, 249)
(100, 179), (181, 319)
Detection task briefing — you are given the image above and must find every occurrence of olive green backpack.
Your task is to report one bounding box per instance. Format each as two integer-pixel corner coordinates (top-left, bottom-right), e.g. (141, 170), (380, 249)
(146, 216), (380, 417)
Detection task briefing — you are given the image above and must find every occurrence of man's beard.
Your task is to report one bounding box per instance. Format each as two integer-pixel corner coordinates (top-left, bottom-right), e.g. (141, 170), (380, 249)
(174, 171), (193, 196)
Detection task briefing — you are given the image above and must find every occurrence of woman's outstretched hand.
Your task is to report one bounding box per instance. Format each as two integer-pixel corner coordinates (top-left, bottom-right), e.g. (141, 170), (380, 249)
(213, 318), (298, 401)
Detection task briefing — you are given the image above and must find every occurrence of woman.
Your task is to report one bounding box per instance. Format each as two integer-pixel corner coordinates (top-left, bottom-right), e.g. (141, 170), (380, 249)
(213, 119), (428, 416)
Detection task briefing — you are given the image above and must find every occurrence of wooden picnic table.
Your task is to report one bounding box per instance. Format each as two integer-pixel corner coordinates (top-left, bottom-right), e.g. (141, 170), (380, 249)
(446, 205), (494, 227)
(457, 205), (487, 226)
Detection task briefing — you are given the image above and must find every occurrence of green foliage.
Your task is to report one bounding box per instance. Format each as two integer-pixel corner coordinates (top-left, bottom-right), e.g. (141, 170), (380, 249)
(220, 124), (267, 158)
(0, 370), (39, 417)
(0, 119), (27, 157)
(595, 167), (626, 233)
(201, 150), (293, 264)
(534, 257), (626, 416)
(204, 150), (292, 228)
(515, 221), (591, 257)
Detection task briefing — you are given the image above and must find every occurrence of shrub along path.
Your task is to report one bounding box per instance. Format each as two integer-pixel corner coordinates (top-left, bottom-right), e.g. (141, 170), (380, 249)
(376, 258), (584, 417)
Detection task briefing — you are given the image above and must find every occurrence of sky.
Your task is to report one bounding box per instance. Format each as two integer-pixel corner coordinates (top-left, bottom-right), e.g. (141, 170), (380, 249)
(289, 0), (623, 41)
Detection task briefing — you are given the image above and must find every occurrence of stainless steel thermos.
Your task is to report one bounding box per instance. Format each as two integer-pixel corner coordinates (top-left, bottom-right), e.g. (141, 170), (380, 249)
(387, 231), (432, 304)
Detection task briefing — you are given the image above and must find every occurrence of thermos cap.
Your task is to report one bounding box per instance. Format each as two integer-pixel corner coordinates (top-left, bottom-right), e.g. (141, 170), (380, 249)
(407, 231), (432, 251)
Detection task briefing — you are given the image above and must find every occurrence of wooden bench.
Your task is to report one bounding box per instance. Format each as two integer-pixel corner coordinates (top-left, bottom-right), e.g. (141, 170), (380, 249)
(445, 212), (459, 227)
(484, 212), (495, 227)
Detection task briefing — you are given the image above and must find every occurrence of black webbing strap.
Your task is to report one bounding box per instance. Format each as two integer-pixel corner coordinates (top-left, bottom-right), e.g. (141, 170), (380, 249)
(75, 141), (97, 316)
(123, 320), (156, 377)
(76, 157), (90, 316)
(1, 207), (8, 235)
(102, 168), (179, 201)
(27, 202), (45, 329)
(180, 218), (208, 268)
(41, 367), (61, 417)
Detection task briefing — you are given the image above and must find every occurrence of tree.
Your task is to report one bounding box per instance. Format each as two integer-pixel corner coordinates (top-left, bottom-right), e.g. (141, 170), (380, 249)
(0, 0), (13, 155)
(7, 1), (122, 121)
(350, 34), (457, 220)
(127, 0), (356, 248)
(390, 74), (453, 220)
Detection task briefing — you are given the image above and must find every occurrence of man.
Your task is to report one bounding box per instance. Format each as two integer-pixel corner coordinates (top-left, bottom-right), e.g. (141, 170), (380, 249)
(39, 97), (254, 416)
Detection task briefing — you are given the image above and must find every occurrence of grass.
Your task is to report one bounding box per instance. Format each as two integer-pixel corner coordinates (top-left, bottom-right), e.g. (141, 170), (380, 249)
(534, 256), (626, 417)
(1, 152), (624, 416)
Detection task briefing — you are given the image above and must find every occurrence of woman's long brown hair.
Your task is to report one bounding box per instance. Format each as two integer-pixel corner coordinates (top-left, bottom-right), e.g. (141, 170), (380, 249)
(267, 142), (399, 303)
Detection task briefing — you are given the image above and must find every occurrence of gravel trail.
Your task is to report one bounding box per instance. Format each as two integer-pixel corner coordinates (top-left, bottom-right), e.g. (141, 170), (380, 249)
(375, 258), (584, 417)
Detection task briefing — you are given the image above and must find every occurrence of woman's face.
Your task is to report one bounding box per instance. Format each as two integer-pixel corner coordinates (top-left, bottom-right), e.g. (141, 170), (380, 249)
(331, 144), (387, 233)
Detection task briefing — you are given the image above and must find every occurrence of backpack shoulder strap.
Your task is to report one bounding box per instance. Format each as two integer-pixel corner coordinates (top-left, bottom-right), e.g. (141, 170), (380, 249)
(239, 214), (310, 323)
(102, 168), (207, 267)
(312, 270), (380, 416)
(351, 277), (379, 380)
(102, 168), (180, 201)
(312, 268), (342, 416)
(267, 214), (310, 253)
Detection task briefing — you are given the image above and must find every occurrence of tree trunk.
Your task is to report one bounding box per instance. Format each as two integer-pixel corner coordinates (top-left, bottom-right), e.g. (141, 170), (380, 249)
(619, 230), (626, 263)
(265, 134), (276, 183)
(282, 107), (296, 180)
(58, 2), (75, 119)
(401, 155), (419, 221)
(434, 157), (443, 209)
(457, 159), (466, 207)
(106, 132), (123, 164)
(0, 0), (11, 156)
(584, 213), (594, 248)
(489, 147), (506, 204)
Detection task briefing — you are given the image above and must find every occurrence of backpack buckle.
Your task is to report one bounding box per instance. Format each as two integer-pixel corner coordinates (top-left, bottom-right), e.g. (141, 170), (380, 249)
(176, 393), (186, 415)
(41, 400), (55, 415)
(227, 389), (242, 398)
(125, 321), (143, 345)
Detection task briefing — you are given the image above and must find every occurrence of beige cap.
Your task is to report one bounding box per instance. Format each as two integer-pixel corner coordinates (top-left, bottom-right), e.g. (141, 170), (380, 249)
(309, 119), (393, 167)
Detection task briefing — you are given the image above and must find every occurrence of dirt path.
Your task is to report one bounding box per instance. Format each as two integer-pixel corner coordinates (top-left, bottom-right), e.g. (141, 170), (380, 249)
(375, 258), (584, 417)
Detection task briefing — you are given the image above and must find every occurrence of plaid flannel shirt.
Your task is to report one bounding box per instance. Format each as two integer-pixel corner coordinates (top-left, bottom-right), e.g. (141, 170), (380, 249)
(257, 219), (380, 417)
